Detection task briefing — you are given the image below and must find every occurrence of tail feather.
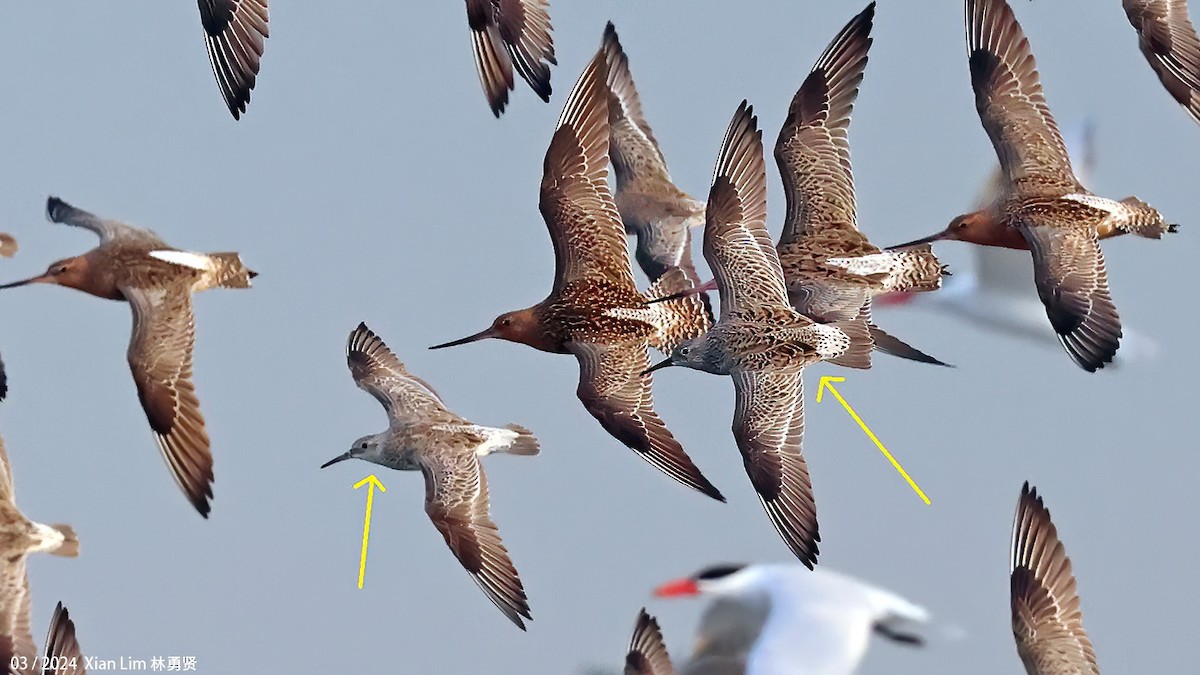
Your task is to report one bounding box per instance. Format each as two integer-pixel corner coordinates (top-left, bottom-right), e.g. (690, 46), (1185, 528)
(827, 316), (873, 370)
(869, 323), (952, 367)
(884, 244), (945, 293)
(1117, 197), (1175, 238)
(48, 524), (79, 557)
(502, 424), (541, 456)
(643, 267), (713, 352)
(207, 252), (257, 287)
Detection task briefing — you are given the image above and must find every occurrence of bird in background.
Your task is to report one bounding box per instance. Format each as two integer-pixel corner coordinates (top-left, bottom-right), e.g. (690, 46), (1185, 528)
(661, 4), (948, 367)
(653, 563), (929, 675)
(1122, 0), (1200, 125)
(645, 100), (873, 567)
(465, 0), (555, 116)
(601, 23), (709, 294)
(0, 235), (15, 259)
(890, 0), (1176, 372)
(0, 197), (257, 517)
(0, 421), (80, 670)
(430, 52), (724, 502)
(1011, 482), (1101, 675)
(197, 0), (269, 118)
(321, 323), (538, 629)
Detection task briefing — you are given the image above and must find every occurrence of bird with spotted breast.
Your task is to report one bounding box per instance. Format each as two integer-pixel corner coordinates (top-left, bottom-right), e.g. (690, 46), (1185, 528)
(321, 323), (538, 629)
(890, 0), (1177, 372)
(1011, 482), (1102, 675)
(465, 0), (555, 116)
(0, 418), (80, 673)
(644, 101), (874, 568)
(0, 196), (256, 517)
(600, 23), (709, 295)
(430, 52), (723, 502)
(1123, 0), (1200, 125)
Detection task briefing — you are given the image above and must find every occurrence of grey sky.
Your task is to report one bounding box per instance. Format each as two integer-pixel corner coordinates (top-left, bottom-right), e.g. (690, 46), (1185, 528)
(0, 1), (1195, 673)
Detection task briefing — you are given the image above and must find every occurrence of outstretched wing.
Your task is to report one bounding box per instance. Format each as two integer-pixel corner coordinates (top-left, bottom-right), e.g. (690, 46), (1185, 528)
(125, 286), (214, 517)
(41, 602), (85, 675)
(45, 197), (150, 244)
(346, 323), (449, 425)
(466, 0), (554, 116)
(197, 0), (269, 119)
(1125, 0), (1200, 124)
(966, 0), (1081, 196)
(421, 451), (531, 629)
(625, 609), (674, 675)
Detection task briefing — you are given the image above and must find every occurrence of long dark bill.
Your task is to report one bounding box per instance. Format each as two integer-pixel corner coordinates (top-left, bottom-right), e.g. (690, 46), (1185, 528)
(320, 452), (353, 469)
(429, 327), (498, 350)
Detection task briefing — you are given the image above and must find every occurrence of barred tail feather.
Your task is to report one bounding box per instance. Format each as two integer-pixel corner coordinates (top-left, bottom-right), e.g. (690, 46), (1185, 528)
(643, 267), (713, 351)
(885, 244), (945, 293)
(502, 424), (541, 456)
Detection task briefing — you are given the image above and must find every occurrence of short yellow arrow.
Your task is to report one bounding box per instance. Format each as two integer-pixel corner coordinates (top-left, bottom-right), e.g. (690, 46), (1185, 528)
(353, 474), (387, 589)
(816, 376), (930, 505)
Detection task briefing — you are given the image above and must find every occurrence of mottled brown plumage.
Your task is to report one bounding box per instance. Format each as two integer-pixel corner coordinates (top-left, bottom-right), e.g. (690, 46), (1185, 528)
(0, 234), (15, 259)
(322, 323), (537, 629)
(0, 428), (79, 672)
(1011, 482), (1101, 675)
(646, 102), (873, 568)
(430, 53), (722, 501)
(601, 23), (708, 288)
(0, 197), (256, 517)
(465, 0), (555, 116)
(891, 0), (1176, 372)
(1124, 0), (1200, 125)
(198, 0), (269, 119)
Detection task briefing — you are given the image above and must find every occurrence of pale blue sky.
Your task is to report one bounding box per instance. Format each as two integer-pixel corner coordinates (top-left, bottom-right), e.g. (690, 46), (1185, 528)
(0, 1), (1195, 673)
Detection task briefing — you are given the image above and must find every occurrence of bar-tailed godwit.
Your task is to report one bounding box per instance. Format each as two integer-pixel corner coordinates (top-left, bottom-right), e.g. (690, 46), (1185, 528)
(465, 0), (554, 116)
(891, 0), (1176, 372)
(1011, 482), (1101, 675)
(0, 197), (256, 517)
(322, 323), (538, 629)
(430, 53), (723, 502)
(644, 102), (873, 567)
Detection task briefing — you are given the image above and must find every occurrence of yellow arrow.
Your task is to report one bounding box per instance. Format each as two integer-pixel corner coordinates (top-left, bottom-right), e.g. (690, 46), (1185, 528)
(353, 474), (387, 589)
(816, 376), (930, 505)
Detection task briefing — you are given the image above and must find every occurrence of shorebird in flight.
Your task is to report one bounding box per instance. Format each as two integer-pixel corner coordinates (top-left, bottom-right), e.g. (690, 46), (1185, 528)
(0, 197), (256, 517)
(430, 53), (722, 502)
(322, 323), (538, 629)
(891, 0), (1176, 372)
(465, 0), (555, 116)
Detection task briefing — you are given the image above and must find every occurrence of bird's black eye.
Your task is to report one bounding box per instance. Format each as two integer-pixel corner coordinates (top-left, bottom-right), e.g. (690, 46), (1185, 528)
(500, 318), (512, 327)
(680, 347), (690, 356)
(360, 442), (369, 449)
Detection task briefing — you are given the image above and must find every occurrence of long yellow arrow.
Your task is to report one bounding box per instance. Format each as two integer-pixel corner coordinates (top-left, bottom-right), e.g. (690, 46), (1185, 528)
(816, 376), (930, 505)
(353, 474), (387, 589)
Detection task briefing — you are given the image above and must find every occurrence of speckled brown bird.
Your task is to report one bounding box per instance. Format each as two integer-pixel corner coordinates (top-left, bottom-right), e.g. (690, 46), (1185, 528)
(0, 427), (79, 671)
(0, 197), (256, 517)
(322, 323), (537, 630)
(1011, 482), (1101, 675)
(1124, 0), (1200, 125)
(891, 0), (1176, 372)
(601, 23), (708, 288)
(198, 0), (269, 119)
(465, 0), (555, 116)
(430, 53), (723, 502)
(645, 101), (873, 568)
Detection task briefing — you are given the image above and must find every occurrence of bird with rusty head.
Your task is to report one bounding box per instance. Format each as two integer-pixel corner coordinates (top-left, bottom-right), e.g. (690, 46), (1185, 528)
(890, 0), (1177, 372)
(430, 52), (722, 502)
(645, 100), (873, 568)
(322, 323), (538, 629)
(0, 196), (256, 517)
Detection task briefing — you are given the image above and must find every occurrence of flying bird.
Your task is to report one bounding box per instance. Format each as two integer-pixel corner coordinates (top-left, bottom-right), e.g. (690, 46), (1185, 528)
(1123, 0), (1200, 125)
(430, 53), (723, 502)
(890, 0), (1176, 372)
(601, 23), (708, 290)
(1011, 482), (1102, 675)
(198, 0), (270, 118)
(644, 101), (873, 567)
(465, 0), (555, 116)
(654, 563), (929, 675)
(0, 426), (80, 670)
(624, 610), (677, 675)
(0, 234), (15, 259)
(322, 323), (538, 629)
(0, 197), (257, 517)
